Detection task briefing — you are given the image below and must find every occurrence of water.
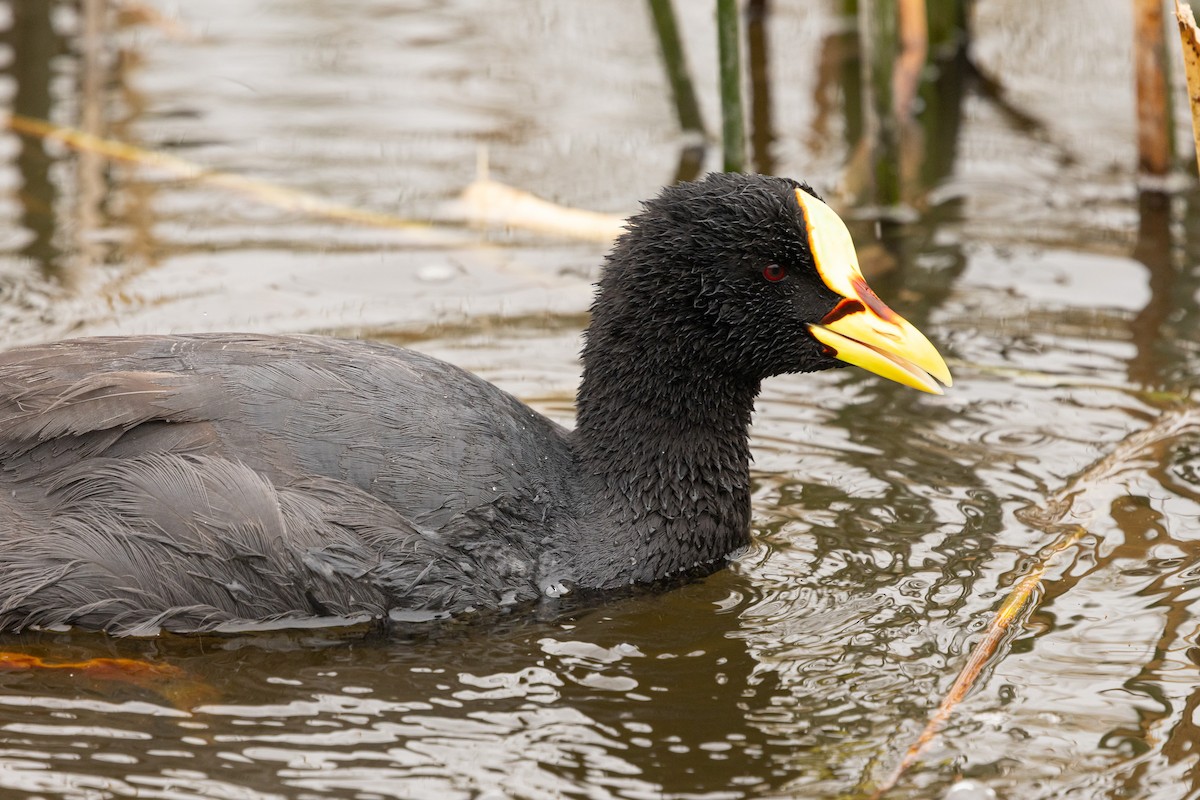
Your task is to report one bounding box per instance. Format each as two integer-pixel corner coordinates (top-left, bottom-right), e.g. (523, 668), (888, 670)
(2, 1), (1200, 798)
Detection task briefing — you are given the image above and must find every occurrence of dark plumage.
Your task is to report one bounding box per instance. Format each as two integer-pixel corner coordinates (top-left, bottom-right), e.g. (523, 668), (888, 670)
(0, 173), (949, 635)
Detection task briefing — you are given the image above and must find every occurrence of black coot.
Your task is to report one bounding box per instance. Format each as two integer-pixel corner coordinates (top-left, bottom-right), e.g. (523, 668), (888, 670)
(0, 173), (951, 635)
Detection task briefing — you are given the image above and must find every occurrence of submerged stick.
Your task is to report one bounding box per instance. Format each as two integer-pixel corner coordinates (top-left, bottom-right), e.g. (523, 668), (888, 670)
(0, 650), (218, 708)
(868, 529), (1084, 798)
(7, 115), (622, 244)
(870, 406), (1200, 798)
(1176, 0), (1200, 174)
(6, 114), (444, 233)
(716, 0), (746, 172)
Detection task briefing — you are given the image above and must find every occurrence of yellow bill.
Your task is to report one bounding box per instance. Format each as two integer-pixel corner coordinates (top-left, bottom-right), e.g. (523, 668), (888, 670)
(796, 188), (952, 395)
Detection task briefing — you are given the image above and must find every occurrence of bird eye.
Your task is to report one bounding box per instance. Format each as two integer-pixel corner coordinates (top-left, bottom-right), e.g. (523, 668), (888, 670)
(762, 264), (786, 282)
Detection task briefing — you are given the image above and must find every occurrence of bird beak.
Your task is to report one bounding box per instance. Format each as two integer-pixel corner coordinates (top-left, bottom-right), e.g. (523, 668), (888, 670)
(796, 188), (953, 395)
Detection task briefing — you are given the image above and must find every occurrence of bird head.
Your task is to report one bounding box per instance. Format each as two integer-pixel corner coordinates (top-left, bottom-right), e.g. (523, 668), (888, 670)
(594, 173), (951, 394)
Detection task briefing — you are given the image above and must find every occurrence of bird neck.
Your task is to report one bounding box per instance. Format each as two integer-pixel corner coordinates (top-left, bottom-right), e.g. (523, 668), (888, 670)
(573, 314), (759, 584)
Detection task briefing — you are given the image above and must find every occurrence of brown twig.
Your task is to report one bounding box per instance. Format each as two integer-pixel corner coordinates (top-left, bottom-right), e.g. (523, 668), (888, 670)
(870, 406), (1200, 798)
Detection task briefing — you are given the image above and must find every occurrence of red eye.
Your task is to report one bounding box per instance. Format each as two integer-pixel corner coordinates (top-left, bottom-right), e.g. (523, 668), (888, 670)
(762, 264), (786, 282)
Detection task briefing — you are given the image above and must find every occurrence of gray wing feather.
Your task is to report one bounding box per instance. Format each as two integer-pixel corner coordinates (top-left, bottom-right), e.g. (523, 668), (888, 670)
(0, 334), (564, 634)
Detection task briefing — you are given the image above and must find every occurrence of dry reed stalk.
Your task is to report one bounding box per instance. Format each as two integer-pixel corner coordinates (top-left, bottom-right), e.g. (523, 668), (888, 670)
(1135, 0), (1172, 176)
(1176, 0), (1200, 174)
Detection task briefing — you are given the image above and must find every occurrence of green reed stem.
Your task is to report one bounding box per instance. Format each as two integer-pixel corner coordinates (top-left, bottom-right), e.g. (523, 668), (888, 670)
(716, 0), (746, 172)
(646, 0), (707, 136)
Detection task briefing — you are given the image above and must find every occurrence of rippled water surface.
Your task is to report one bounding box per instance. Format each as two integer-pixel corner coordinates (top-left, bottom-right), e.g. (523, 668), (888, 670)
(3, 1), (1200, 798)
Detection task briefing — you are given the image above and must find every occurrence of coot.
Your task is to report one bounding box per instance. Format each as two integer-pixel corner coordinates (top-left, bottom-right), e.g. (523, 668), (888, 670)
(0, 173), (950, 635)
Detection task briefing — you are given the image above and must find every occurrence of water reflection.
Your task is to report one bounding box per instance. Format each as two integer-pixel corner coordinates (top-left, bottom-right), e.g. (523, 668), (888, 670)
(5, 1), (61, 275)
